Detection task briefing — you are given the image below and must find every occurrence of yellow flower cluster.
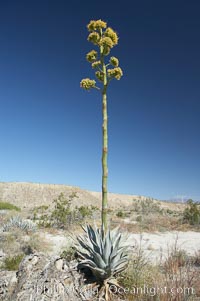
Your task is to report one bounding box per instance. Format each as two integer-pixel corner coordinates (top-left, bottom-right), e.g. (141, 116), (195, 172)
(87, 19), (107, 32)
(87, 32), (100, 45)
(99, 37), (114, 48)
(91, 60), (101, 69)
(110, 56), (119, 67)
(80, 78), (96, 90)
(86, 50), (98, 62)
(95, 71), (104, 82)
(107, 67), (123, 80)
(104, 27), (118, 45)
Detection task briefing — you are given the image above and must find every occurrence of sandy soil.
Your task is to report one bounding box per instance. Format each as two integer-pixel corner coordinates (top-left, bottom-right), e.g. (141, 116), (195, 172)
(41, 230), (200, 264)
(129, 231), (200, 263)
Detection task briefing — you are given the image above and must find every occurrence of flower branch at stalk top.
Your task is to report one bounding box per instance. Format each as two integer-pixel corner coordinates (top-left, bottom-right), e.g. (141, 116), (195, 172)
(80, 78), (100, 90)
(80, 19), (123, 91)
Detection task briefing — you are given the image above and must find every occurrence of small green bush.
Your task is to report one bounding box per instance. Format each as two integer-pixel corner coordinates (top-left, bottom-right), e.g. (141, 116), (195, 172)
(77, 205), (93, 219)
(3, 254), (24, 271)
(116, 210), (125, 218)
(33, 205), (51, 227)
(33, 193), (99, 229)
(0, 201), (20, 211)
(132, 198), (163, 215)
(136, 215), (142, 222)
(60, 246), (76, 261)
(183, 199), (200, 225)
(50, 193), (76, 228)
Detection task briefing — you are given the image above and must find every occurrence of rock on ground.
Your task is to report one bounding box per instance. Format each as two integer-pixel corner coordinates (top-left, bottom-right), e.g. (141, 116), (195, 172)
(1, 253), (98, 301)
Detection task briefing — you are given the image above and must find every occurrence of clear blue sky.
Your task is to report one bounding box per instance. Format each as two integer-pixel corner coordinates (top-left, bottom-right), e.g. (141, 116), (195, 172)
(0, 0), (199, 201)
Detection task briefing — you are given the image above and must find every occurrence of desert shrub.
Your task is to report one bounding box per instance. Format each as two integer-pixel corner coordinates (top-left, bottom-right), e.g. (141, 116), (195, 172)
(136, 215), (142, 222)
(0, 201), (20, 211)
(33, 205), (51, 228)
(35, 193), (99, 229)
(132, 198), (163, 215)
(50, 193), (75, 228)
(183, 199), (200, 225)
(116, 210), (125, 218)
(76, 205), (93, 219)
(60, 246), (76, 261)
(118, 239), (159, 300)
(166, 209), (174, 215)
(3, 254), (24, 271)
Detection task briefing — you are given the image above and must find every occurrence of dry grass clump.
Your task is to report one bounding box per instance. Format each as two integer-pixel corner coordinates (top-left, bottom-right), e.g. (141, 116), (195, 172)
(117, 238), (200, 301)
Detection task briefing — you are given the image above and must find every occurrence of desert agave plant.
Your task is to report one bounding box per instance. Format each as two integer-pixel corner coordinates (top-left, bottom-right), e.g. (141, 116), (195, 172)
(76, 225), (129, 282)
(2, 216), (37, 232)
(77, 19), (129, 300)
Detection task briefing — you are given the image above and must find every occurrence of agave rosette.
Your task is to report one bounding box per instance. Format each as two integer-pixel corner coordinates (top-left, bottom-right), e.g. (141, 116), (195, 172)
(76, 224), (129, 282)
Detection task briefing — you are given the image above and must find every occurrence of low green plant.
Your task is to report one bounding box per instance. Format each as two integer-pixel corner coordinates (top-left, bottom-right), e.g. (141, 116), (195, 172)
(33, 205), (51, 228)
(183, 199), (200, 225)
(77, 205), (93, 219)
(116, 210), (125, 218)
(0, 201), (20, 211)
(132, 198), (163, 215)
(3, 254), (24, 271)
(51, 193), (72, 226)
(60, 246), (76, 261)
(33, 193), (98, 229)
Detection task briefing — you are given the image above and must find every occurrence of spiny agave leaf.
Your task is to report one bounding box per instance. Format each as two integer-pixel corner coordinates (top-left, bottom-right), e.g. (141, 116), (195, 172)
(110, 227), (121, 240)
(111, 257), (128, 271)
(110, 253), (124, 269)
(80, 259), (98, 268)
(80, 260), (107, 278)
(103, 230), (112, 264)
(76, 250), (93, 261)
(110, 249), (128, 269)
(92, 252), (106, 269)
(83, 224), (103, 254)
(112, 259), (129, 274)
(89, 225), (103, 254)
(112, 233), (122, 251)
(76, 236), (95, 254)
(110, 244), (128, 260)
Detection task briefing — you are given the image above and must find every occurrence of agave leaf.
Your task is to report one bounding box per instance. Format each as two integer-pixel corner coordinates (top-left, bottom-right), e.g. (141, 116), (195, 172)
(110, 245), (128, 262)
(103, 230), (112, 264)
(76, 250), (93, 261)
(112, 233), (122, 250)
(80, 259), (98, 268)
(80, 260), (107, 278)
(111, 257), (128, 271)
(110, 249), (128, 269)
(84, 224), (103, 255)
(92, 252), (106, 269)
(113, 260), (128, 275)
(92, 226), (103, 254)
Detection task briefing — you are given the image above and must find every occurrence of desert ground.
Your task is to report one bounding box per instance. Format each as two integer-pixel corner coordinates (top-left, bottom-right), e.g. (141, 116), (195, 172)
(0, 182), (200, 300)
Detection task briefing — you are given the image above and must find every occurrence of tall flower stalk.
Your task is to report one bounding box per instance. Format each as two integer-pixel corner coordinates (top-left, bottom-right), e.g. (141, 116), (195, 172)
(80, 20), (123, 234)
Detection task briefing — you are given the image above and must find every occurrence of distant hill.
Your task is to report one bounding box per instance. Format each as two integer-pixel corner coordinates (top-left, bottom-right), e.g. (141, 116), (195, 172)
(168, 197), (200, 203)
(0, 182), (184, 211)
